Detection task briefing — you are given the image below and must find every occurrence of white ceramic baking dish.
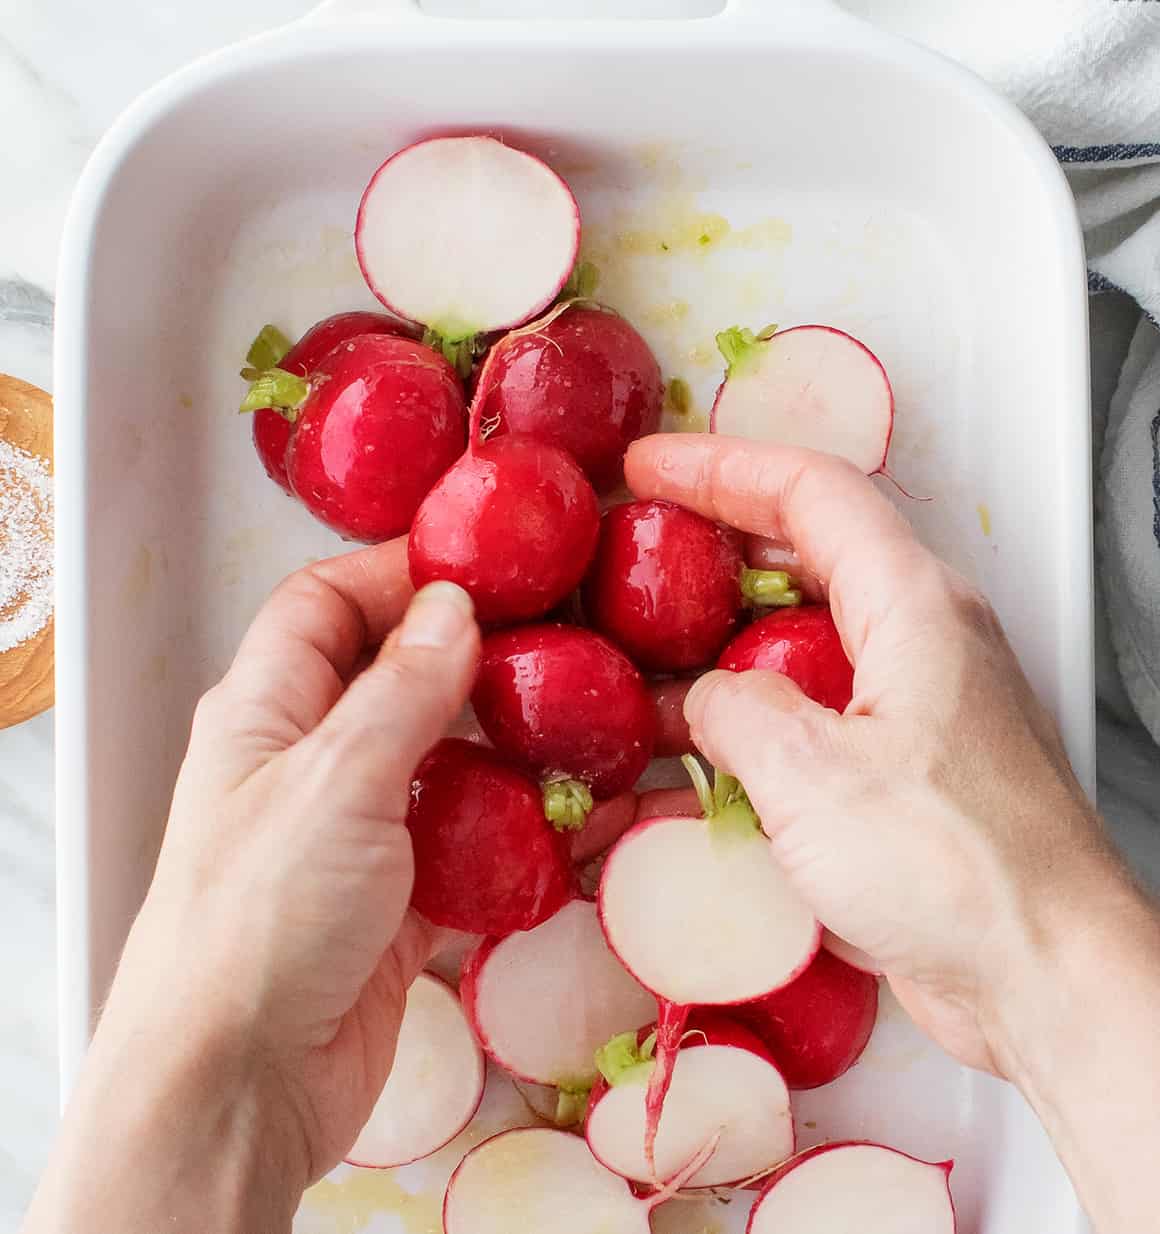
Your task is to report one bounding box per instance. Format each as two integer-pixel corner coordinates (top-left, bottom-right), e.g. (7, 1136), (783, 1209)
(54, 1), (1093, 1229)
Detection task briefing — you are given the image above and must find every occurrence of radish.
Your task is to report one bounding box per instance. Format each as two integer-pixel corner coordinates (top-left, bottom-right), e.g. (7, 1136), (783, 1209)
(583, 500), (800, 673)
(345, 972), (484, 1168)
(472, 624), (655, 823)
(356, 136), (580, 353)
(408, 400), (601, 625)
(240, 313), (408, 494)
(460, 898), (656, 1091)
(710, 324), (896, 477)
(471, 302), (663, 492)
(514, 1079), (589, 1129)
(406, 739), (575, 934)
(747, 1142), (956, 1233)
(586, 1014), (793, 1189)
(570, 791), (639, 865)
(735, 947), (878, 1090)
(443, 1126), (719, 1234)
(635, 786), (701, 823)
(718, 605), (854, 714)
(256, 333), (467, 542)
(598, 757), (818, 1173)
(648, 679), (698, 758)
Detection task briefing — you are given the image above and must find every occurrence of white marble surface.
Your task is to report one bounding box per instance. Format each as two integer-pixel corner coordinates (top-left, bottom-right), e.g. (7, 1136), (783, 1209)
(1, 2), (1158, 1229)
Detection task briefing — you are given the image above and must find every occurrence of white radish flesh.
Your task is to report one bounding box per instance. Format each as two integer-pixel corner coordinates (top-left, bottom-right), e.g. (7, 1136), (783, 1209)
(711, 325), (894, 474)
(462, 898), (656, 1088)
(345, 972), (484, 1169)
(586, 1034), (793, 1188)
(747, 1142), (956, 1234)
(356, 136), (580, 338)
(513, 1078), (588, 1128)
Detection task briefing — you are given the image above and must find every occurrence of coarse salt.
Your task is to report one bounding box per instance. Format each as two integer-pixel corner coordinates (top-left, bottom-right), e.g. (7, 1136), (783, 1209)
(0, 438), (53, 654)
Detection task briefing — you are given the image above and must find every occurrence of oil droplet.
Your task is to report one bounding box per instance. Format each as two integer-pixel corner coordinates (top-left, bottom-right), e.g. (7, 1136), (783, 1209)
(977, 502), (992, 537)
(301, 1169), (443, 1234)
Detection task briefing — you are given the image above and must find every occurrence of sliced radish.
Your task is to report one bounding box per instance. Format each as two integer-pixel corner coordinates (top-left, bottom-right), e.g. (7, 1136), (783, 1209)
(345, 972), (484, 1169)
(443, 1127), (718, 1234)
(460, 898), (656, 1089)
(711, 325), (895, 476)
(356, 136), (580, 343)
(586, 1014), (793, 1189)
(747, 1142), (956, 1233)
(514, 1078), (588, 1129)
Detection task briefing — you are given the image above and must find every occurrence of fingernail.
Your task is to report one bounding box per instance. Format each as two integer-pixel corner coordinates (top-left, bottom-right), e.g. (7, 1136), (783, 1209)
(684, 669), (731, 725)
(398, 581), (474, 649)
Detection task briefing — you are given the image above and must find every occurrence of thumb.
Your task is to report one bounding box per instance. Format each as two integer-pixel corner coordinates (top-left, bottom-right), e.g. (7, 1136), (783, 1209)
(304, 581), (481, 819)
(684, 668), (846, 832)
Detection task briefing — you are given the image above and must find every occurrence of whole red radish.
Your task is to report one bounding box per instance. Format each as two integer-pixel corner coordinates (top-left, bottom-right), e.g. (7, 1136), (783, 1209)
(241, 313), (408, 493)
(586, 1013), (793, 1189)
(472, 625), (655, 820)
(647, 679), (698, 757)
(736, 947), (878, 1089)
(747, 1141), (956, 1233)
(275, 333), (465, 542)
(472, 302), (663, 492)
(406, 739), (574, 935)
(718, 605), (854, 712)
(583, 500), (798, 673)
(409, 408), (600, 625)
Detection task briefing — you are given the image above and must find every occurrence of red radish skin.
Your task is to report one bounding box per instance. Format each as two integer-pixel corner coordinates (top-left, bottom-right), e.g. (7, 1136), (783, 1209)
(648, 680), (698, 758)
(736, 947), (879, 1089)
(718, 605), (854, 713)
(443, 1126), (719, 1234)
(459, 898), (656, 1089)
(822, 929), (882, 976)
(711, 324), (896, 477)
(635, 787), (701, 824)
(345, 973), (484, 1169)
(356, 136), (580, 340)
(586, 1014), (793, 1189)
(285, 334), (466, 542)
(570, 791), (639, 865)
(747, 1141), (956, 1234)
(473, 625), (655, 802)
(409, 397), (601, 624)
(472, 303), (663, 492)
(248, 313), (408, 493)
(406, 739), (574, 934)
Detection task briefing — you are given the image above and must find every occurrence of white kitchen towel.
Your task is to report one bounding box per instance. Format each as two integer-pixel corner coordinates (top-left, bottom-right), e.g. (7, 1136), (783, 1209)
(842, 0), (1160, 746)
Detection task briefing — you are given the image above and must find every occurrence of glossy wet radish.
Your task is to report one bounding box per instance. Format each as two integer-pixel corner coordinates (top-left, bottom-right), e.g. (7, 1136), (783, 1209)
(472, 624), (655, 822)
(583, 500), (799, 673)
(406, 739), (574, 934)
(746, 1142), (956, 1233)
(570, 791), (639, 865)
(356, 136), (580, 348)
(711, 324), (895, 476)
(269, 333), (466, 542)
(241, 313), (409, 493)
(345, 973), (484, 1168)
(736, 947), (878, 1089)
(461, 898), (655, 1093)
(471, 302), (663, 492)
(586, 1014), (793, 1188)
(409, 407), (600, 625)
(443, 1126), (718, 1234)
(648, 679), (698, 758)
(718, 605), (854, 713)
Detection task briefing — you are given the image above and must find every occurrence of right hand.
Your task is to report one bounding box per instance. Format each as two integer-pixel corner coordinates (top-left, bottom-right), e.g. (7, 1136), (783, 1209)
(625, 434), (1124, 1076)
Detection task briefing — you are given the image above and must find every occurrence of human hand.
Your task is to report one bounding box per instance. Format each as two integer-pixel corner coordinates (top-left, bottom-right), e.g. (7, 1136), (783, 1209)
(625, 434), (1123, 1077)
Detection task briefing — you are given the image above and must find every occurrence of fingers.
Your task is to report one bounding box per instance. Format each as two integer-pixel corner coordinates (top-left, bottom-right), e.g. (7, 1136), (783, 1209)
(303, 581), (481, 817)
(625, 435), (929, 659)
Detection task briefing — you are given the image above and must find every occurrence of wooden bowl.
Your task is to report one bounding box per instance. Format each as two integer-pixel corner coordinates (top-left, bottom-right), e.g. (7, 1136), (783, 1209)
(0, 374), (53, 728)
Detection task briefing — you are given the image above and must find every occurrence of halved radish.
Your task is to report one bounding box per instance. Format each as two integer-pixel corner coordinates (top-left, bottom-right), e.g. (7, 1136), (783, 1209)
(514, 1078), (589, 1129)
(356, 136), (580, 346)
(747, 1142), (956, 1233)
(460, 898), (656, 1090)
(586, 1014), (793, 1189)
(711, 325), (895, 476)
(443, 1126), (718, 1234)
(345, 973), (484, 1169)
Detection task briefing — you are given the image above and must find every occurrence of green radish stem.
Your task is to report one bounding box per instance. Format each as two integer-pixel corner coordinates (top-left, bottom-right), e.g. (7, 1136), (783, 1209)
(238, 324), (308, 418)
(715, 323), (779, 379)
(739, 567), (803, 608)
(543, 778), (594, 831)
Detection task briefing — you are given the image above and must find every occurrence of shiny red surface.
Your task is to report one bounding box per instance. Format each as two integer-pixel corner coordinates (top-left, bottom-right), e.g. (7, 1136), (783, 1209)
(583, 500), (744, 672)
(474, 306), (663, 492)
(473, 624), (655, 799)
(252, 311), (406, 493)
(647, 678), (698, 757)
(735, 949), (879, 1089)
(406, 739), (574, 934)
(408, 435), (600, 625)
(286, 333), (466, 542)
(717, 606), (854, 712)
